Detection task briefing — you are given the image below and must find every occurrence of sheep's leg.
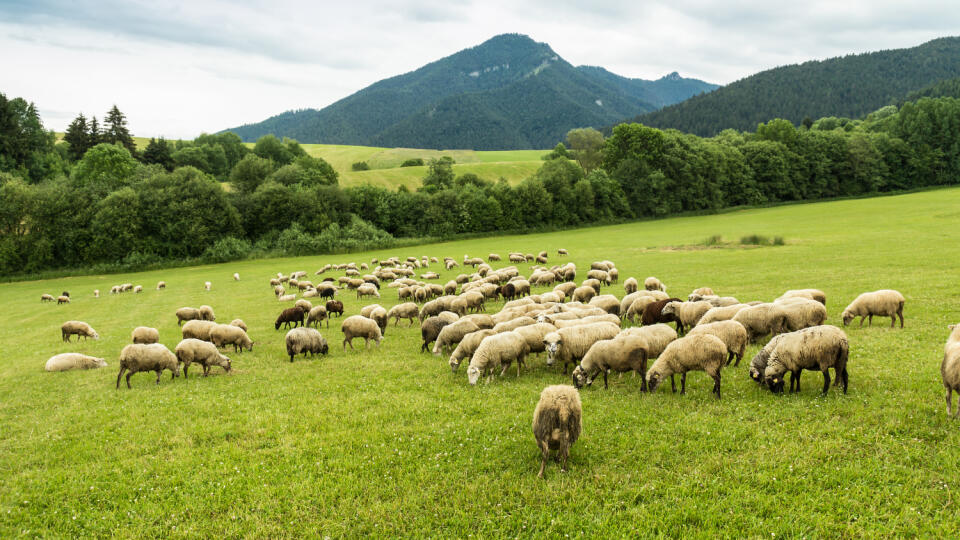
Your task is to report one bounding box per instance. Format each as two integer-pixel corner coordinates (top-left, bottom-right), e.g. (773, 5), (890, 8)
(680, 372), (687, 394)
(890, 315), (896, 328)
(670, 374), (676, 393)
(155, 370), (161, 385)
(947, 389), (953, 416)
(603, 370), (609, 389)
(859, 316), (865, 327)
(868, 314), (873, 326)
(898, 307), (904, 328)
(343, 339), (351, 351)
(820, 369), (831, 396)
(116, 366), (126, 389)
(560, 443), (570, 473)
(734, 350), (743, 367)
(126, 372), (133, 389)
(841, 366), (849, 394)
(712, 372), (721, 399)
(203, 365), (210, 377)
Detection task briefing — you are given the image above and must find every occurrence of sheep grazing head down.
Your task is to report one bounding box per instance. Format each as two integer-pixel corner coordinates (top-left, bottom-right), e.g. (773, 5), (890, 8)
(749, 367), (763, 383)
(543, 333), (562, 366)
(571, 365), (590, 389)
(841, 310), (855, 326)
(764, 373), (786, 394)
(646, 367), (665, 393)
(467, 365), (482, 385)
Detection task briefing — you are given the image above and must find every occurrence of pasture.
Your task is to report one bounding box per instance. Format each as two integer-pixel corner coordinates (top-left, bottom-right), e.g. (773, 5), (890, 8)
(2, 188), (959, 537)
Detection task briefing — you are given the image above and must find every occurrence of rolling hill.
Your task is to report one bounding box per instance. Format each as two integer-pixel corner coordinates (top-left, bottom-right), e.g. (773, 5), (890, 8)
(223, 34), (717, 150)
(631, 36), (960, 136)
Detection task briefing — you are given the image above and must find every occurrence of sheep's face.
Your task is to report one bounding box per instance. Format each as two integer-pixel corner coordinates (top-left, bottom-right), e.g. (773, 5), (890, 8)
(749, 367), (762, 383)
(466, 366), (481, 384)
(543, 335), (562, 365)
(662, 302), (679, 317)
(571, 366), (588, 389)
(93, 358), (108, 368)
(220, 356), (232, 372)
(765, 372), (786, 393)
(841, 311), (854, 326)
(647, 370), (663, 392)
(449, 358), (461, 373)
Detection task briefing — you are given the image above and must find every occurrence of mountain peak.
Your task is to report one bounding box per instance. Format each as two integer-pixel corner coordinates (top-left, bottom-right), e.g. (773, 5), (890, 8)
(660, 71), (682, 81)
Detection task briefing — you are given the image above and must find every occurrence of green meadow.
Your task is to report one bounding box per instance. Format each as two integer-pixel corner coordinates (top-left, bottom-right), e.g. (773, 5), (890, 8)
(2, 188), (959, 537)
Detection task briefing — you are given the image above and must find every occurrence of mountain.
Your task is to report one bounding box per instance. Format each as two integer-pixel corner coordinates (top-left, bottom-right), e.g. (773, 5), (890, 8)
(630, 36), (960, 136)
(223, 34), (718, 150)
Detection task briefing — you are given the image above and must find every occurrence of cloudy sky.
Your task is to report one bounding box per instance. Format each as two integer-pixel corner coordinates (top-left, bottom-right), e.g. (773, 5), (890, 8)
(2, 0), (957, 139)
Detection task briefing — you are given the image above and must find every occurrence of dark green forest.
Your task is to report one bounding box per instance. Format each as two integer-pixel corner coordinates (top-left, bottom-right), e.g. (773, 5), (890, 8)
(633, 37), (960, 136)
(3, 88), (960, 277)
(224, 34), (717, 150)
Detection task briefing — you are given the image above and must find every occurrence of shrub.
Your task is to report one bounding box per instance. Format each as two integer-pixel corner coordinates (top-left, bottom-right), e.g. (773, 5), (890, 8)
(400, 158), (424, 167)
(351, 161), (370, 171)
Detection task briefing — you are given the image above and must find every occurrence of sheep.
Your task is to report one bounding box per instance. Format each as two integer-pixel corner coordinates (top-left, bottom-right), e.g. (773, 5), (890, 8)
(274, 285), (286, 297)
(368, 306), (388, 336)
(173, 338), (231, 378)
(625, 296), (658, 324)
(641, 298), (684, 332)
(582, 278), (603, 294)
(698, 304), (750, 325)
(45, 353), (107, 372)
(732, 303), (788, 342)
(275, 307), (306, 330)
(943, 327), (960, 416)
(199, 305), (216, 321)
(686, 320), (748, 366)
(512, 322), (558, 357)
(467, 331), (531, 384)
(93, 289), (99, 298)
(531, 386), (584, 478)
(660, 300), (713, 334)
(233, 272), (240, 281)
(623, 277), (638, 295)
(292, 299), (311, 313)
(588, 294), (620, 316)
(156, 281), (166, 290)
(326, 300), (344, 317)
(204, 281), (212, 291)
(357, 283), (380, 300)
(449, 329), (497, 372)
(421, 314), (458, 353)
(210, 324), (255, 353)
(57, 295), (70, 304)
(749, 333), (786, 386)
(841, 289), (905, 328)
(572, 334), (649, 390)
(777, 297), (828, 332)
(763, 325), (849, 395)
(133, 285), (143, 294)
(386, 302), (419, 327)
(433, 319), (481, 356)
(778, 288), (827, 305)
(131, 326), (159, 344)
(278, 294), (296, 302)
(341, 315), (383, 350)
(587, 269), (611, 284)
(646, 334), (727, 399)
(462, 313), (495, 330)
(181, 320), (217, 341)
(572, 286), (596, 303)
(553, 314), (621, 328)
(285, 327), (329, 362)
(492, 316), (537, 334)
(41, 293), (54, 302)
(644, 277), (666, 292)
(688, 287), (714, 300)
(302, 288), (319, 298)
(543, 322), (621, 374)
(230, 319), (248, 332)
(176, 307), (202, 326)
(307, 305), (329, 328)
(116, 343), (181, 388)
(618, 323), (678, 358)
(557, 248), (568, 256)
(61, 320), (99, 342)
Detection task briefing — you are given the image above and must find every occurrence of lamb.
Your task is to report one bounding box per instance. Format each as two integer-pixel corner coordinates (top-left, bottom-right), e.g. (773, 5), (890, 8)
(572, 286), (596, 303)
(230, 319), (248, 332)
(45, 353), (107, 372)
(646, 334), (727, 399)
(433, 319), (481, 356)
(285, 327), (329, 362)
(532, 385), (581, 478)
(326, 300), (344, 317)
(467, 331), (531, 384)
(275, 307), (306, 330)
(449, 329), (497, 372)
(841, 289), (905, 328)
(543, 322), (621, 374)
(116, 343), (181, 388)
(41, 293), (54, 302)
(641, 298), (684, 332)
(688, 287), (714, 300)
(777, 297), (828, 332)
(131, 326), (159, 344)
(421, 313), (458, 353)
(61, 321), (99, 342)
(698, 304), (749, 325)
(172, 338), (231, 378)
(387, 302), (419, 326)
(588, 294), (620, 316)
(686, 320), (748, 366)
(176, 307), (202, 326)
(204, 281), (212, 291)
(307, 305), (329, 328)
(618, 323), (678, 358)
(156, 281), (166, 289)
(357, 283), (380, 299)
(732, 303), (788, 342)
(763, 325), (849, 395)
(210, 324), (255, 353)
(233, 272), (240, 281)
(572, 334), (649, 390)
(199, 305), (216, 321)
(624, 277), (638, 295)
(644, 276), (666, 292)
(341, 315), (383, 350)
(660, 300), (713, 334)
(777, 288), (827, 305)
(181, 320), (218, 341)
(57, 295), (70, 304)
(133, 285), (143, 294)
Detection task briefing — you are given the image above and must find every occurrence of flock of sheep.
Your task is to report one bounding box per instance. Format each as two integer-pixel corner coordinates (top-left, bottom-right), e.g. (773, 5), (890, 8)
(40, 247), (958, 478)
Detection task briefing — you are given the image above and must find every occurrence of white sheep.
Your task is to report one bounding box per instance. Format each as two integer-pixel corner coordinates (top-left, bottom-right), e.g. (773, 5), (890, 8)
(763, 325), (849, 395)
(623, 277), (639, 295)
(644, 276), (666, 292)
(532, 385), (582, 478)
(777, 288), (826, 305)
(285, 327), (329, 362)
(776, 297), (828, 332)
(660, 300), (713, 334)
(199, 305), (216, 321)
(686, 320), (748, 366)
(543, 322), (621, 374)
(357, 283), (380, 299)
(732, 303), (788, 342)
(57, 295), (70, 304)
(204, 281), (212, 291)
(433, 319), (481, 356)
(61, 321), (99, 342)
(131, 326), (159, 344)
(41, 293), (54, 302)
(210, 324), (254, 352)
(230, 319), (248, 332)
(588, 294), (620, 315)
(307, 305), (329, 328)
(133, 285), (143, 293)
(341, 315), (383, 351)
(449, 329), (497, 372)
(386, 302), (419, 326)
(156, 281), (166, 290)
(572, 286), (596, 303)
(572, 334), (649, 390)
(174, 338), (232, 378)
(116, 343), (181, 388)
(233, 273), (240, 281)
(841, 289), (905, 328)
(513, 322), (559, 357)
(45, 353), (107, 372)
(181, 320), (218, 341)
(467, 331), (531, 384)
(698, 304), (749, 325)
(278, 294), (296, 302)
(646, 334), (727, 398)
(93, 289), (100, 298)
(492, 316), (537, 334)
(618, 324), (678, 358)
(688, 287), (714, 300)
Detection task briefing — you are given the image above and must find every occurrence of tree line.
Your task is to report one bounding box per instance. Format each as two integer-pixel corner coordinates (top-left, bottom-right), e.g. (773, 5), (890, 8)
(2, 90), (960, 276)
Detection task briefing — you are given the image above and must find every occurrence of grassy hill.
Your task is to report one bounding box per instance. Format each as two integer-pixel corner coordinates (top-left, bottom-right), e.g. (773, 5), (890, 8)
(2, 188), (959, 536)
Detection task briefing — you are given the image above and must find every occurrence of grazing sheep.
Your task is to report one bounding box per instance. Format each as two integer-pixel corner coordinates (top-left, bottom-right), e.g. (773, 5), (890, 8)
(492, 316), (537, 334)
(532, 385), (581, 478)
(557, 248), (569, 256)
(582, 279), (603, 294)
(462, 313), (495, 330)
(45, 353), (107, 372)
(133, 285), (143, 294)
(732, 303), (788, 342)
(587, 269), (611, 284)
(57, 295), (70, 304)
(749, 334), (786, 385)
(277, 294), (296, 302)
(644, 277), (666, 292)
(199, 305), (216, 321)
(686, 320), (748, 366)
(230, 319), (247, 332)
(553, 314), (621, 328)
(204, 281), (212, 291)
(467, 331), (531, 384)
(448, 329), (496, 372)
(176, 307), (202, 326)
(688, 287), (715, 300)
(841, 289), (905, 328)
(367, 306), (388, 335)
(116, 343), (181, 388)
(174, 338), (231, 378)
(275, 307), (306, 330)
(326, 300), (344, 318)
(513, 322), (558, 357)
(625, 296), (658, 324)
(274, 285), (285, 297)
(341, 315), (383, 350)
(588, 294), (620, 316)
(284, 327), (329, 362)
(131, 326), (159, 344)
(181, 320), (218, 341)
(41, 293), (54, 302)
(295, 299), (313, 314)
(543, 322), (621, 374)
(307, 305), (328, 328)
(698, 304), (750, 325)
(233, 273), (240, 281)
(61, 320), (99, 342)
(660, 300), (713, 334)
(618, 324), (678, 358)
(646, 334), (727, 398)
(302, 288), (319, 298)
(573, 335), (649, 390)
(572, 286), (596, 303)
(387, 302), (419, 326)
(624, 277), (638, 295)
(777, 297), (828, 332)
(763, 325), (849, 395)
(778, 288), (827, 305)
(641, 298), (684, 332)
(210, 324), (254, 352)
(421, 313), (459, 353)
(93, 289), (100, 298)
(357, 283), (380, 299)
(433, 319), (481, 356)
(156, 281), (166, 290)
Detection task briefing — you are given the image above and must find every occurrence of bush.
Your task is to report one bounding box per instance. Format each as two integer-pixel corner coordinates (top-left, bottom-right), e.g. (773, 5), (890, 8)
(201, 236), (252, 263)
(740, 234), (785, 246)
(351, 161), (370, 171)
(703, 235), (724, 246)
(400, 158), (424, 167)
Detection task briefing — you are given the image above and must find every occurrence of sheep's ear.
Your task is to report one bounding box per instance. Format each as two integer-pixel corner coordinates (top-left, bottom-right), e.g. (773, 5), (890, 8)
(951, 324), (957, 330)
(772, 378), (780, 384)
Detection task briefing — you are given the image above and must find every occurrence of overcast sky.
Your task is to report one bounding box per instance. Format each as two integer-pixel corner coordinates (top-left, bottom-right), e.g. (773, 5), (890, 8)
(2, 0), (957, 139)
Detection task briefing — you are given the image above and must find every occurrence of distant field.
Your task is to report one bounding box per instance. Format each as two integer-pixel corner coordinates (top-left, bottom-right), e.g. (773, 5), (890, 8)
(2, 188), (960, 536)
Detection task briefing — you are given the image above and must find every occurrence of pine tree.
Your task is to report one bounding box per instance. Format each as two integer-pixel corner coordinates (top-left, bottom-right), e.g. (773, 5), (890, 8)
(141, 137), (174, 170)
(63, 113), (90, 161)
(102, 105), (136, 155)
(88, 115), (101, 147)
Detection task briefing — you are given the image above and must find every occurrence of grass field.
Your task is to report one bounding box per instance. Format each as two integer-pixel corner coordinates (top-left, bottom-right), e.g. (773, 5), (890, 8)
(2, 188), (960, 537)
